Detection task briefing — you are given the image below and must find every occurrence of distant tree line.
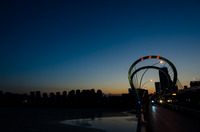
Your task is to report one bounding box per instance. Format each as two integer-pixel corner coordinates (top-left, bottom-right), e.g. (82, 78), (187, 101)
(0, 89), (137, 108)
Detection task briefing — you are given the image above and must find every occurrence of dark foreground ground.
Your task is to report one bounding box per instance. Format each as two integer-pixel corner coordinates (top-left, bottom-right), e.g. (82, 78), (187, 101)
(0, 107), (134, 132)
(147, 104), (200, 132)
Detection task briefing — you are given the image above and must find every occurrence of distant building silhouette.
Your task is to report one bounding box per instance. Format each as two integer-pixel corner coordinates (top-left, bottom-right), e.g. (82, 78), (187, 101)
(36, 91), (41, 103)
(159, 67), (173, 94)
(155, 82), (161, 94)
(97, 89), (103, 98)
(36, 91), (41, 98)
(42, 93), (48, 104)
(50, 92), (55, 103)
(68, 90), (75, 98)
(0, 89), (137, 108)
(43, 93), (48, 99)
(76, 89), (81, 96)
(56, 92), (61, 103)
(184, 85), (188, 90)
(63, 91), (67, 97)
(190, 81), (200, 87)
(0, 91), (3, 104)
(62, 91), (67, 102)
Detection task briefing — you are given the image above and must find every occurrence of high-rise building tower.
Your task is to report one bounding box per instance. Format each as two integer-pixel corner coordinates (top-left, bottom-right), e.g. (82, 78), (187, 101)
(159, 67), (172, 94)
(155, 82), (160, 94)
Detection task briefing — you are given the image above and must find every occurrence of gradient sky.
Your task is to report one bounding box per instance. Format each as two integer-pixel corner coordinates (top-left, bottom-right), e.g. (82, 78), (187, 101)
(1, 0), (200, 94)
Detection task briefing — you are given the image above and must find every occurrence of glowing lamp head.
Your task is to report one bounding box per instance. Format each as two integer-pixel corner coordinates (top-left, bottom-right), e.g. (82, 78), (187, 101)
(150, 80), (153, 82)
(159, 61), (163, 64)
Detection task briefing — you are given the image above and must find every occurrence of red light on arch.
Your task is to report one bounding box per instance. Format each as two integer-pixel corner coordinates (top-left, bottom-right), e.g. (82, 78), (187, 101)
(148, 56), (152, 59)
(141, 58), (144, 61)
(156, 56), (160, 59)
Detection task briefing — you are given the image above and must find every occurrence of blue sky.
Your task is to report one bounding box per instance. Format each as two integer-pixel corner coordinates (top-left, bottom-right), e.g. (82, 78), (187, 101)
(1, 0), (200, 94)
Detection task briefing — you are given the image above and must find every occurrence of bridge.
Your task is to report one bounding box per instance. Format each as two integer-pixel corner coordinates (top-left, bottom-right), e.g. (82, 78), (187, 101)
(128, 55), (200, 132)
(147, 104), (200, 132)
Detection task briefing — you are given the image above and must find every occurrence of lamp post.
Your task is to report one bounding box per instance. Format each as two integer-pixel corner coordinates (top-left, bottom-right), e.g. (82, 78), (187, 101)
(193, 77), (200, 81)
(139, 61), (163, 88)
(141, 79), (153, 88)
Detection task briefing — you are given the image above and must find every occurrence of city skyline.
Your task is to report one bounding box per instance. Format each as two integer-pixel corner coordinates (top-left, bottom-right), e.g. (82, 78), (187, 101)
(1, 0), (200, 94)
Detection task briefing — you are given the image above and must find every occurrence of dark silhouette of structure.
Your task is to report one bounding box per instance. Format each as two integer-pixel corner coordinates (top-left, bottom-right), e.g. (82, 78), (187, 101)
(190, 81), (200, 87)
(159, 67), (172, 94)
(0, 89), (136, 108)
(155, 82), (160, 94)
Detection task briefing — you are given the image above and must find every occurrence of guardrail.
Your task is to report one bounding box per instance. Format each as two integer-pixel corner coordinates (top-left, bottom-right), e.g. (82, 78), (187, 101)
(137, 107), (148, 132)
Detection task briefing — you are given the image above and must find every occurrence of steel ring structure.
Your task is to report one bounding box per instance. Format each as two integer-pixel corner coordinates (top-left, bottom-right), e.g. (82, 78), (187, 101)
(128, 55), (177, 101)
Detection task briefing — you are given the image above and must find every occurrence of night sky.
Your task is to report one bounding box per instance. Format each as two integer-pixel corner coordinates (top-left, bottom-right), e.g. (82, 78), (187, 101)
(1, 0), (200, 94)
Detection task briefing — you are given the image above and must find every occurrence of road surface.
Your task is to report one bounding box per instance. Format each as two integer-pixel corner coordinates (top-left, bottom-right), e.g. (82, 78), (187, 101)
(147, 104), (200, 132)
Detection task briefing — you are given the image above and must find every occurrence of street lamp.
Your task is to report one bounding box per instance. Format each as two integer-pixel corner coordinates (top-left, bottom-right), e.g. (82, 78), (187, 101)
(139, 61), (163, 87)
(193, 77), (200, 81)
(141, 79), (153, 88)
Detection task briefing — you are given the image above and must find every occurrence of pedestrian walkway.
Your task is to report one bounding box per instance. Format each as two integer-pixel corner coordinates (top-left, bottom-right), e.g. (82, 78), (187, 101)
(147, 104), (200, 132)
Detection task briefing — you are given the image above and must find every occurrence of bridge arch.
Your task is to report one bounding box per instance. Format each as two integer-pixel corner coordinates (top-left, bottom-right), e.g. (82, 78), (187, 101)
(128, 55), (178, 101)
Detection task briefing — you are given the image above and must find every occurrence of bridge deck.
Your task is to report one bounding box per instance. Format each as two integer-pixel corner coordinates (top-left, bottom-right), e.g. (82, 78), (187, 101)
(147, 104), (200, 132)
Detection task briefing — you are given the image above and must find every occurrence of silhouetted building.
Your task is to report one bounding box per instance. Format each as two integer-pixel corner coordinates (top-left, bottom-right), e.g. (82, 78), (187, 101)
(56, 92), (61, 103)
(69, 90), (75, 97)
(155, 82), (161, 94)
(184, 85), (188, 90)
(90, 89), (96, 104)
(36, 91), (41, 103)
(29, 91), (35, 103)
(76, 89), (81, 95)
(63, 91), (67, 97)
(159, 67), (173, 94)
(42, 93), (48, 104)
(97, 89), (103, 98)
(56, 92), (60, 98)
(0, 91), (3, 104)
(68, 90), (75, 103)
(36, 91), (41, 98)
(0, 89), (139, 108)
(62, 91), (67, 102)
(190, 81), (200, 87)
(30, 91), (35, 98)
(50, 92), (55, 103)
(43, 93), (48, 98)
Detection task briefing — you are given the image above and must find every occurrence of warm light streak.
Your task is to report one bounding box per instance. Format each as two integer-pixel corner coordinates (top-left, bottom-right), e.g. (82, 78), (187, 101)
(167, 99), (172, 103)
(172, 93), (176, 96)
